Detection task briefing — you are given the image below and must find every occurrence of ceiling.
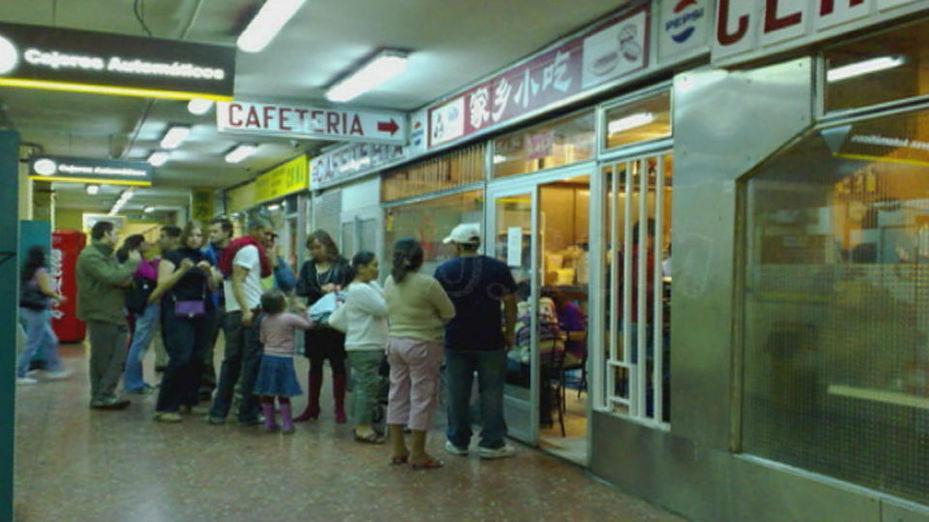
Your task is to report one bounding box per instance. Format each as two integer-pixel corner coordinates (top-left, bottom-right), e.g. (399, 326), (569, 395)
(0, 0), (629, 214)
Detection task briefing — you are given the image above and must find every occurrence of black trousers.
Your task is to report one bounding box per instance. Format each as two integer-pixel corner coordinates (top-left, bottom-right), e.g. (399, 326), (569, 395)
(156, 305), (212, 413)
(304, 327), (346, 376)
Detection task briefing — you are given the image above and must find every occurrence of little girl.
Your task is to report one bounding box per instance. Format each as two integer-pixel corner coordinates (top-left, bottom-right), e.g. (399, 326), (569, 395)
(255, 288), (314, 433)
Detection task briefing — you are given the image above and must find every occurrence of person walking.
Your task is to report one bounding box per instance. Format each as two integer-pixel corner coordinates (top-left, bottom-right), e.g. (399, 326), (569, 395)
(17, 245), (73, 385)
(200, 217), (233, 400)
(434, 223), (518, 459)
(207, 217), (274, 426)
(294, 230), (351, 423)
(150, 221), (217, 423)
(254, 288), (313, 434)
(383, 239), (456, 469)
(329, 252), (389, 443)
(76, 220), (140, 410)
(118, 235), (158, 395)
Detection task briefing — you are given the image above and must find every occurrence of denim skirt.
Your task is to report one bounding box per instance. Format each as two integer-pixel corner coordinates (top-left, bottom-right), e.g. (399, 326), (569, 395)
(254, 355), (303, 397)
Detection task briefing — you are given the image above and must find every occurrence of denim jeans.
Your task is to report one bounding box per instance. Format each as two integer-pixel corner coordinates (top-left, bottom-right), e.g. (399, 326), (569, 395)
(209, 310), (262, 422)
(17, 308), (61, 377)
(155, 304), (212, 413)
(123, 302), (159, 392)
(445, 349), (508, 450)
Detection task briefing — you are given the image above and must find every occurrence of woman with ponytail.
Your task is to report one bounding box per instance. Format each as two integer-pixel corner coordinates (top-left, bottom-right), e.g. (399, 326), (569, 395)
(383, 238), (455, 470)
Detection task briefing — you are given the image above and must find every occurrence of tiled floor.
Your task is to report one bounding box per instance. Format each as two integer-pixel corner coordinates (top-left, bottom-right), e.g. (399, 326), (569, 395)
(14, 342), (683, 522)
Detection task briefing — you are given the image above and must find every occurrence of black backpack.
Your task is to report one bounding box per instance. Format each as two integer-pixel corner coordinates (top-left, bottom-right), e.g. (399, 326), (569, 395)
(125, 275), (155, 314)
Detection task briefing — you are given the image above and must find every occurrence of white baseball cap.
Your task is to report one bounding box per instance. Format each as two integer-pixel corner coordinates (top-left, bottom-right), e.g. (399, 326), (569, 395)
(443, 223), (481, 245)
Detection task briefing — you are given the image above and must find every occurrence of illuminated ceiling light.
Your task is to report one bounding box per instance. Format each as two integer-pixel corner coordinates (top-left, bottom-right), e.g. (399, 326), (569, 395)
(187, 98), (214, 115)
(0, 34), (19, 74)
(225, 144), (258, 164)
(326, 50), (409, 103)
(493, 154), (507, 164)
(143, 205), (155, 213)
(237, 0), (307, 53)
(267, 204), (281, 211)
(608, 112), (655, 134)
(33, 158), (57, 176)
(85, 184), (100, 196)
(160, 126), (191, 149)
(147, 151), (169, 167)
(108, 188), (135, 216)
(827, 56), (906, 83)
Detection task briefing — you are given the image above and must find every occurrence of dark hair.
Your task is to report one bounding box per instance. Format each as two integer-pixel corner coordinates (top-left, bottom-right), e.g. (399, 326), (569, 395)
(21, 245), (46, 283)
(348, 251), (376, 281)
(632, 219), (656, 245)
(260, 288), (287, 315)
(307, 229), (340, 261)
(210, 217), (234, 238)
(116, 234), (145, 263)
(248, 217), (272, 233)
(458, 242), (480, 253)
(91, 220), (114, 240)
(391, 238), (423, 283)
(179, 221), (204, 249)
(161, 225), (182, 238)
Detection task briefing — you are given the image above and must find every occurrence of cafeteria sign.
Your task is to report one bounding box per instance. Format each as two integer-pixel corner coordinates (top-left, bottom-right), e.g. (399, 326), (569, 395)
(0, 22), (235, 101)
(254, 155), (308, 203)
(29, 155), (153, 187)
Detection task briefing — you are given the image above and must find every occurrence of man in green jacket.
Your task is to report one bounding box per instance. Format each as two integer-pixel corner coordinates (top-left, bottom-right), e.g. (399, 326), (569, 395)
(76, 220), (140, 410)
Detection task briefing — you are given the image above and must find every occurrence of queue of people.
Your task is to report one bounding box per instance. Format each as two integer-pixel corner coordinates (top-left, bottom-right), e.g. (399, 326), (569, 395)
(25, 216), (519, 470)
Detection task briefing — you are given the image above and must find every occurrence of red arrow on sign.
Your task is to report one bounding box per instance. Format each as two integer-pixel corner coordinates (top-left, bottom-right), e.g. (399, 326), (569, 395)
(377, 119), (399, 136)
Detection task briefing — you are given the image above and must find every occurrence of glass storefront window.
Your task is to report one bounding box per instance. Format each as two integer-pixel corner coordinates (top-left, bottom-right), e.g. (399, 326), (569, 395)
(824, 18), (929, 113)
(381, 144), (485, 202)
(493, 111), (595, 179)
(383, 190), (484, 277)
(741, 107), (929, 504)
(604, 91), (671, 150)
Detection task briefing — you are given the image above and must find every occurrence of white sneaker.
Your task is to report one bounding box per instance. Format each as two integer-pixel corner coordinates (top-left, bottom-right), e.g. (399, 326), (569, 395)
(45, 369), (73, 380)
(479, 444), (516, 459)
(17, 377), (38, 385)
(444, 440), (469, 456)
(26, 369), (42, 377)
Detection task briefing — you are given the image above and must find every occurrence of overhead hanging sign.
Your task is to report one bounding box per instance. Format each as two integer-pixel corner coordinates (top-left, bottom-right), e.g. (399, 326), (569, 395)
(0, 22), (235, 101)
(428, 5), (649, 149)
(712, 0), (926, 64)
(216, 101), (408, 145)
(29, 155), (153, 186)
(254, 155), (309, 203)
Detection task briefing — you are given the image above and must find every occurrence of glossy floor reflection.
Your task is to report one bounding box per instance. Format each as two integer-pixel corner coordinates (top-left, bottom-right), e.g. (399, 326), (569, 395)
(15, 341), (682, 521)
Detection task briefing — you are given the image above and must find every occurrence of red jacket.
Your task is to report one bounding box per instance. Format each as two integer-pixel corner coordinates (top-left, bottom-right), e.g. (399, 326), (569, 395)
(217, 237), (272, 279)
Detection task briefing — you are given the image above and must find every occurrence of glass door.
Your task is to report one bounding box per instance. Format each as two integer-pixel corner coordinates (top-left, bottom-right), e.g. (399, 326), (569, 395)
(486, 185), (540, 445)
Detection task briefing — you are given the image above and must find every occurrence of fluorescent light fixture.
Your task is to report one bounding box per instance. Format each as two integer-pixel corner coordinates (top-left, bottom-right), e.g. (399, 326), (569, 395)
(326, 50), (409, 103)
(148, 151), (169, 167)
(187, 98), (213, 115)
(237, 0), (307, 53)
(493, 154), (507, 164)
(33, 158), (57, 176)
(143, 205), (155, 213)
(160, 126), (191, 149)
(608, 112), (655, 134)
(108, 188), (135, 216)
(827, 56), (906, 83)
(225, 144), (258, 164)
(267, 204), (281, 211)
(0, 34), (19, 74)
(85, 184), (100, 196)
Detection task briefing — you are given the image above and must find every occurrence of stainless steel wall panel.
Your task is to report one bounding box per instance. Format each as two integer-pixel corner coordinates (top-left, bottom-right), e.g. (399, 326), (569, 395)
(669, 58), (813, 449)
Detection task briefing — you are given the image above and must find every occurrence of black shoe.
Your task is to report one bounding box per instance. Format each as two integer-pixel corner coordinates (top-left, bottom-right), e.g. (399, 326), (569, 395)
(90, 399), (131, 410)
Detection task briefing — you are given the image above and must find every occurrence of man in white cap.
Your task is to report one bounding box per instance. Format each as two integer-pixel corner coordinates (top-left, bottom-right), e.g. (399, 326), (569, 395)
(434, 223), (518, 459)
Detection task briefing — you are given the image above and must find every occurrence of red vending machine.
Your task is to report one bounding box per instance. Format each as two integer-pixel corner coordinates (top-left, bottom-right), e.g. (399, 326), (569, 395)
(51, 230), (86, 343)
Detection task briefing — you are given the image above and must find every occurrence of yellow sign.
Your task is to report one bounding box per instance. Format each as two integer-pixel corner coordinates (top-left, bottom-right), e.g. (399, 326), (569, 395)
(226, 182), (256, 214)
(254, 155), (309, 204)
(190, 189), (214, 223)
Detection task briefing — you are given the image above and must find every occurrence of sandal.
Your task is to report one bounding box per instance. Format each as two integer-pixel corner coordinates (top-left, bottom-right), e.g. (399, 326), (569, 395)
(354, 430), (386, 444)
(390, 454), (409, 465)
(410, 457), (444, 470)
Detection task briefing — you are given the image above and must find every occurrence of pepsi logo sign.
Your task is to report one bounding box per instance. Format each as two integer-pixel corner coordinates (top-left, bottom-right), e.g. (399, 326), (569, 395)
(665, 0), (705, 44)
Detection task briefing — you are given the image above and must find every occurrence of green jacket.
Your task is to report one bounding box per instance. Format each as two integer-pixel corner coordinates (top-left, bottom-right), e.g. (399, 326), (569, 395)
(75, 241), (138, 325)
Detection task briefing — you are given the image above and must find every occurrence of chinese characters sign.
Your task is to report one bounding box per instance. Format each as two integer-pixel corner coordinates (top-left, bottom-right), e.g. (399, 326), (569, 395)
(429, 6), (649, 148)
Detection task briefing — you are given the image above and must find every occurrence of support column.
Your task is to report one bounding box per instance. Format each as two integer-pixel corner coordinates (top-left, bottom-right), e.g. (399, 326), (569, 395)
(1, 129), (21, 522)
